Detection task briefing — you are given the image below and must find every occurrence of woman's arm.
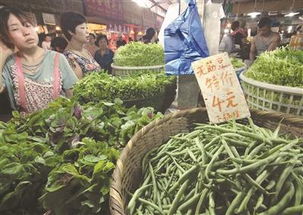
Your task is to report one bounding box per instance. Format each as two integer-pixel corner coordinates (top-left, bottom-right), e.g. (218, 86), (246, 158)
(249, 39), (257, 61)
(59, 54), (79, 97)
(267, 33), (281, 51)
(65, 89), (73, 98)
(0, 40), (14, 93)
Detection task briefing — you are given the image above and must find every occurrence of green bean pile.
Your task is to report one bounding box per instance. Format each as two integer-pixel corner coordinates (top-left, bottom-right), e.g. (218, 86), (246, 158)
(127, 120), (303, 215)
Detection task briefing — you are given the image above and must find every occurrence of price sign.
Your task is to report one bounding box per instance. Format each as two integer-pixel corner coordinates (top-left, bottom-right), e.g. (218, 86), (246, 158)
(192, 53), (250, 124)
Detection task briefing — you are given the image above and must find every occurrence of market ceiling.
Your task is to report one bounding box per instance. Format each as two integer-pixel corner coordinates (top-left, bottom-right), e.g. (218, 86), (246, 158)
(145, 0), (303, 17)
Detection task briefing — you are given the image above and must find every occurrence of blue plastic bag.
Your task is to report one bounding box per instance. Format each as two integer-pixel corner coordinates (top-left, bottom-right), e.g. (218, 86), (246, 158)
(164, 0), (209, 75)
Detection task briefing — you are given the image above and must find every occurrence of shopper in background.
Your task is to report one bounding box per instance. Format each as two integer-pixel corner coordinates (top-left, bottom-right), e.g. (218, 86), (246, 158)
(60, 12), (100, 79)
(41, 34), (52, 50)
(232, 21), (247, 48)
(94, 34), (114, 74)
(289, 24), (303, 50)
(142, 27), (158, 44)
(0, 7), (78, 114)
(85, 33), (98, 56)
(249, 17), (280, 61)
(219, 21), (239, 54)
(116, 34), (126, 48)
(51, 36), (68, 53)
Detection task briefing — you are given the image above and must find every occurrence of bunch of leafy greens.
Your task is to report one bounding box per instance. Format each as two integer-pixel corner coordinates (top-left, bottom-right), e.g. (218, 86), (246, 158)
(0, 98), (162, 214)
(245, 47), (303, 87)
(73, 72), (176, 107)
(231, 57), (245, 69)
(113, 42), (164, 66)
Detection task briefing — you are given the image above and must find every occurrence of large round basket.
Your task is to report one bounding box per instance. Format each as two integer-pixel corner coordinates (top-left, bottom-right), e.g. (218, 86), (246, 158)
(240, 72), (303, 117)
(111, 64), (165, 76)
(235, 66), (246, 80)
(109, 108), (303, 215)
(122, 80), (176, 113)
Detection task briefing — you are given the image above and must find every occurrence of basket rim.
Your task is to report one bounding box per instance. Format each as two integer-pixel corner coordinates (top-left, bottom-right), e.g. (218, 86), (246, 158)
(109, 107), (303, 215)
(235, 66), (246, 71)
(240, 71), (303, 95)
(111, 63), (165, 70)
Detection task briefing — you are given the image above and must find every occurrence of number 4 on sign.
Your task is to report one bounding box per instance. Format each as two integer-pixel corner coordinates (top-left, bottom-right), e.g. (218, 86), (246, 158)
(212, 96), (224, 112)
(212, 91), (238, 112)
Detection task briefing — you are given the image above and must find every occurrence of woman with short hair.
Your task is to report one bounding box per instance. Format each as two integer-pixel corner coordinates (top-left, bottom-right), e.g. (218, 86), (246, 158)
(0, 7), (78, 114)
(94, 34), (114, 74)
(60, 12), (100, 79)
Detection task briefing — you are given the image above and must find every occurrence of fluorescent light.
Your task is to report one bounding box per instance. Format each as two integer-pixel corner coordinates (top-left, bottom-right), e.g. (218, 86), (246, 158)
(132, 0), (151, 8)
(287, 26), (293, 33)
(248, 12), (261, 18)
(285, 12), (300, 17)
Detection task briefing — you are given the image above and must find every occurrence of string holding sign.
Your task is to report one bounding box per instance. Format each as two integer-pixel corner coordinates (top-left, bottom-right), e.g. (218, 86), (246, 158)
(192, 53), (250, 124)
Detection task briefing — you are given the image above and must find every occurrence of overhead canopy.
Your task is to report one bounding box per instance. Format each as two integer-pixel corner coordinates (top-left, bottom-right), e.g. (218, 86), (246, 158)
(132, 0), (176, 17)
(140, 0), (303, 17)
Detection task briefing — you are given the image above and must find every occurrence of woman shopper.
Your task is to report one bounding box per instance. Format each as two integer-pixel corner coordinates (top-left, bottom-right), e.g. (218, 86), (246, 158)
(84, 33), (98, 56)
(60, 12), (100, 79)
(142, 27), (158, 44)
(94, 34), (114, 74)
(0, 7), (78, 114)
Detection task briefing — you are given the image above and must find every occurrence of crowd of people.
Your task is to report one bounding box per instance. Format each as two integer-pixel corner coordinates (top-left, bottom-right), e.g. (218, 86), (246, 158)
(1, 5), (301, 116)
(0, 6), (158, 116)
(218, 17), (302, 63)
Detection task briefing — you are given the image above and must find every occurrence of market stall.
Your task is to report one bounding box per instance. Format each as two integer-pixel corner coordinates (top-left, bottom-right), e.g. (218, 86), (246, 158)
(240, 48), (303, 116)
(0, 0), (303, 215)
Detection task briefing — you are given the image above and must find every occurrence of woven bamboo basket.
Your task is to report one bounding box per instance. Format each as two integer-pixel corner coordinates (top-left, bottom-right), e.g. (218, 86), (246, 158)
(111, 64), (165, 76)
(109, 108), (303, 215)
(121, 79), (176, 113)
(240, 72), (303, 116)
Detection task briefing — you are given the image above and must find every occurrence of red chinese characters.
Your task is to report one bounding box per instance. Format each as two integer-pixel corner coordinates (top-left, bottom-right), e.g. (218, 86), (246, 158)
(212, 91), (238, 112)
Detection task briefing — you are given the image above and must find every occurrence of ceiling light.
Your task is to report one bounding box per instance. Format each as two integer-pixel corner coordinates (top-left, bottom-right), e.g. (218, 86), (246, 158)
(285, 12), (300, 17)
(287, 26), (293, 33)
(132, 0), (151, 8)
(248, 12), (261, 18)
(248, 0), (261, 18)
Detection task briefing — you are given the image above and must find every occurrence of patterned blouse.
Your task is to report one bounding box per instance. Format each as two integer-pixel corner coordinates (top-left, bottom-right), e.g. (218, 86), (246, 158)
(64, 50), (101, 75)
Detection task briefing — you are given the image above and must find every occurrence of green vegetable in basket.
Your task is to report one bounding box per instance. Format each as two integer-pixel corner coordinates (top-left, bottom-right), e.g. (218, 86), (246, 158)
(73, 72), (176, 111)
(114, 42), (164, 66)
(231, 57), (245, 69)
(245, 47), (303, 88)
(127, 120), (303, 214)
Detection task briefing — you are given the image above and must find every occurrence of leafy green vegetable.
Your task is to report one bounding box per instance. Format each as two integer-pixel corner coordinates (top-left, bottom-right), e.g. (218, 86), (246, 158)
(231, 57), (245, 69)
(0, 98), (163, 214)
(245, 47), (303, 87)
(113, 42), (164, 66)
(73, 72), (176, 112)
(40, 138), (118, 215)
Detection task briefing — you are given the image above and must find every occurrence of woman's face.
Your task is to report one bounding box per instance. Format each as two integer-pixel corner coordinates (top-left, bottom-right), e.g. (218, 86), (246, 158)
(73, 23), (89, 44)
(7, 14), (38, 50)
(98, 38), (108, 49)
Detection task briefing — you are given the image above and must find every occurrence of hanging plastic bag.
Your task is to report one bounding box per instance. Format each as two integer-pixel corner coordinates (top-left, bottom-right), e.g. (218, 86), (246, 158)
(164, 0), (209, 75)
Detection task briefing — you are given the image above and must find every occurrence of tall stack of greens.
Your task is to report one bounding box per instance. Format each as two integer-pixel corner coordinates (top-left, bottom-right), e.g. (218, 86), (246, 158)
(0, 98), (162, 215)
(245, 48), (303, 87)
(241, 48), (303, 116)
(113, 42), (164, 66)
(73, 72), (175, 111)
